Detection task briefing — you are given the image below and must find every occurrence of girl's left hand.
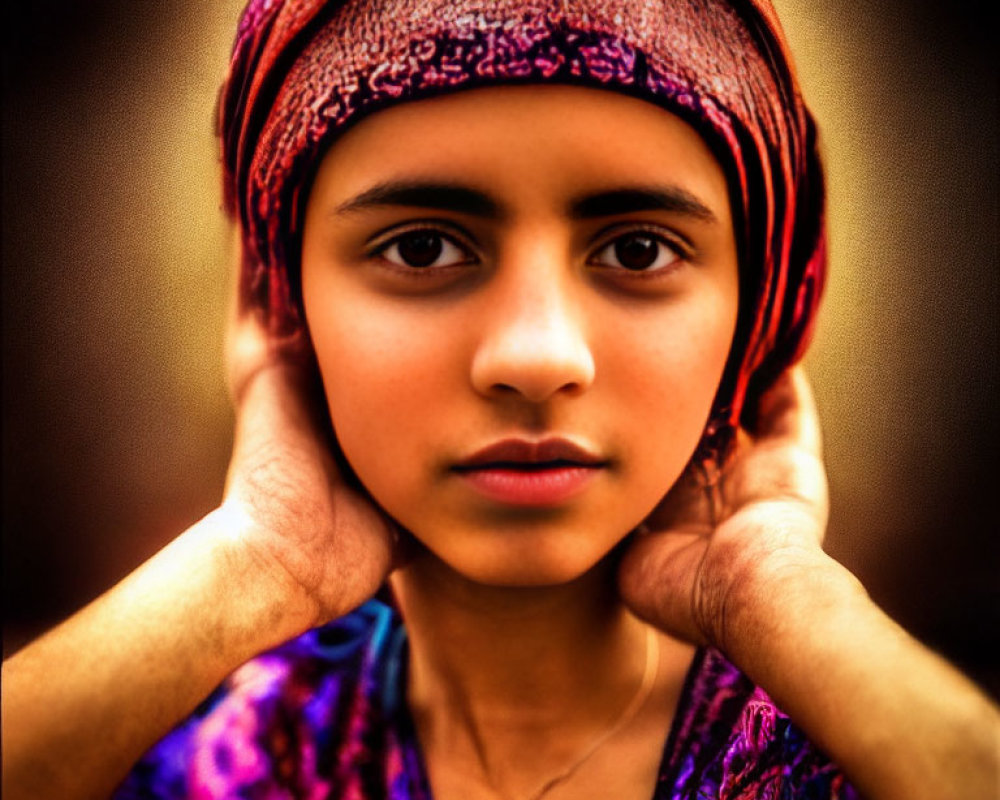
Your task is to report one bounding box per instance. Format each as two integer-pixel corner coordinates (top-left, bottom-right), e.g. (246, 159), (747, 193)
(618, 366), (836, 652)
(618, 368), (1000, 800)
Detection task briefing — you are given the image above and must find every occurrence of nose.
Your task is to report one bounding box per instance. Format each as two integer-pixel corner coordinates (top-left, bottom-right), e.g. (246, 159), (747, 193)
(470, 259), (595, 403)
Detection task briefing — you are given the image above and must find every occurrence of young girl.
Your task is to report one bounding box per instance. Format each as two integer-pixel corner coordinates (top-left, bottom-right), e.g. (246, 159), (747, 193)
(4, 1), (997, 799)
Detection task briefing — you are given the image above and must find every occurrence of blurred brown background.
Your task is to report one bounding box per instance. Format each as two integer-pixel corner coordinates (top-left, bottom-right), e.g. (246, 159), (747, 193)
(3, 2), (997, 694)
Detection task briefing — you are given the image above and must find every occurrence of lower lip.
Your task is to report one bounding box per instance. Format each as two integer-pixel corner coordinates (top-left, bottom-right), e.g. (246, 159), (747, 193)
(455, 466), (600, 507)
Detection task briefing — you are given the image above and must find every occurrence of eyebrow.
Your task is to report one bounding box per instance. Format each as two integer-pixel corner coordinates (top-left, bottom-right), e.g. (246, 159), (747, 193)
(333, 180), (717, 223)
(334, 181), (501, 217)
(569, 187), (717, 223)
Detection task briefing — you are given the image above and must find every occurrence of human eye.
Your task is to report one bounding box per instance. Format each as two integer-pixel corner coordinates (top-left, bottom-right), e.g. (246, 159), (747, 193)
(368, 224), (476, 270)
(588, 227), (689, 274)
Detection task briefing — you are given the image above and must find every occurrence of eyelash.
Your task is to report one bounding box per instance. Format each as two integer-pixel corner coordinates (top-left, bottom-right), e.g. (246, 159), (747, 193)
(367, 223), (477, 273)
(366, 222), (691, 276)
(587, 224), (691, 275)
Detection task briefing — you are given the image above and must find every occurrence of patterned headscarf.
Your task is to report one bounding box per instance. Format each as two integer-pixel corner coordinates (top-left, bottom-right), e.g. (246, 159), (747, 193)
(219, 0), (825, 460)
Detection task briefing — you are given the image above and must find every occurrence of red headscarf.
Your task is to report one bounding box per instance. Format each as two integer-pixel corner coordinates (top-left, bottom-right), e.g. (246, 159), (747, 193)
(219, 0), (825, 462)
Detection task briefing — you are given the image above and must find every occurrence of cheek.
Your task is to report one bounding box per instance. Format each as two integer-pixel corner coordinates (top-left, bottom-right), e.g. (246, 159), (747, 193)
(305, 267), (738, 545)
(598, 288), (737, 483)
(307, 291), (459, 488)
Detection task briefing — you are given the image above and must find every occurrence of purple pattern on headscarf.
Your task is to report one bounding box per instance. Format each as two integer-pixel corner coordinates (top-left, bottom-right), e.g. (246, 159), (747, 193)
(115, 601), (857, 799)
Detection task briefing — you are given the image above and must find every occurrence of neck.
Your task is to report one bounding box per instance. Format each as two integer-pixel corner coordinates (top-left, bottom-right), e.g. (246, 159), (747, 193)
(389, 549), (660, 798)
(394, 549), (641, 701)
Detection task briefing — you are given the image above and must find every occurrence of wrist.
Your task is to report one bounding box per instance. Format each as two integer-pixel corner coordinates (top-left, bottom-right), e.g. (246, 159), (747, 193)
(0, 508), (325, 800)
(709, 537), (1000, 800)
(705, 509), (868, 663)
(719, 547), (873, 696)
(195, 505), (324, 649)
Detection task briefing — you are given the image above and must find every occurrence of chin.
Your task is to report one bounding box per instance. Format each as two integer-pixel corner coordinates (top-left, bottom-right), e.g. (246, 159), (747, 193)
(411, 518), (632, 589)
(457, 561), (598, 589)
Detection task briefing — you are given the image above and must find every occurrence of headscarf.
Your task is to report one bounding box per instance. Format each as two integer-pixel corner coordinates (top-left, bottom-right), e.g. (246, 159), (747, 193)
(219, 0), (825, 462)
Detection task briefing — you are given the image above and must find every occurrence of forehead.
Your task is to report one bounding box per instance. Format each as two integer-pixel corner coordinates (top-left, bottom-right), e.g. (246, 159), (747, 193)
(309, 84), (731, 221)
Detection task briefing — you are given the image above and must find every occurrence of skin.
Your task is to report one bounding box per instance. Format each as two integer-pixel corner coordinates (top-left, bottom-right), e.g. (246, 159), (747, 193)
(299, 85), (739, 798)
(2, 86), (998, 800)
(301, 85), (739, 587)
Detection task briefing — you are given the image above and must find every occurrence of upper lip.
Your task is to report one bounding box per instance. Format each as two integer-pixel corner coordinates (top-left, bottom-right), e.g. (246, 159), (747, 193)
(453, 438), (607, 470)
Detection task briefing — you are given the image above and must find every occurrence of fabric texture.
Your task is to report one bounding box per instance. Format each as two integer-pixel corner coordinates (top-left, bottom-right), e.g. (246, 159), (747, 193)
(115, 600), (859, 799)
(218, 0), (827, 462)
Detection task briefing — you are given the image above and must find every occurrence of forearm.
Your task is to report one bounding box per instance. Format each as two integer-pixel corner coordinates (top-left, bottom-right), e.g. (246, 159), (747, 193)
(727, 554), (1000, 800)
(2, 507), (316, 800)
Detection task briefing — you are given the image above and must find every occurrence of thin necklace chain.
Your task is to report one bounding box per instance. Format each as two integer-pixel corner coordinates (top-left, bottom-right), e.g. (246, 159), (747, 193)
(485, 624), (660, 800)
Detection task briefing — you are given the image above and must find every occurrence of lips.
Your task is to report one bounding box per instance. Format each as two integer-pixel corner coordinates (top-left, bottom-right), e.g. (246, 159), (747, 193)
(454, 438), (606, 469)
(452, 438), (607, 506)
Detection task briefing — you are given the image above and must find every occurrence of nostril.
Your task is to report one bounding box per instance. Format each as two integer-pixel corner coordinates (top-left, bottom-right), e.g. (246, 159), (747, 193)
(472, 346), (596, 400)
(485, 373), (589, 404)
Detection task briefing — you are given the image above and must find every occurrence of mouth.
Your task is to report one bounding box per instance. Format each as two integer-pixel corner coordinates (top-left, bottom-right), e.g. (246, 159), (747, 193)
(452, 438), (608, 506)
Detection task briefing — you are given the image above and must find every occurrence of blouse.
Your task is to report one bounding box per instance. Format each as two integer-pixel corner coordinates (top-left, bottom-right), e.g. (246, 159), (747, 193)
(114, 600), (859, 799)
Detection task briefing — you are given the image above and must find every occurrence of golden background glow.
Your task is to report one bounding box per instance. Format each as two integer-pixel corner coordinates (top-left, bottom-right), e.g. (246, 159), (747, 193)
(2, 1), (996, 691)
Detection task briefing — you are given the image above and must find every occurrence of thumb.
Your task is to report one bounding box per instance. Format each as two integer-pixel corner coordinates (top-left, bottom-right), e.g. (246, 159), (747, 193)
(618, 527), (714, 646)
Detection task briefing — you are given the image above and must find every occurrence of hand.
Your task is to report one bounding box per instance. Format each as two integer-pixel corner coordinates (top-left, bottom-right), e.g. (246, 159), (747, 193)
(0, 279), (401, 800)
(618, 367), (835, 652)
(221, 301), (397, 631)
(620, 368), (1000, 800)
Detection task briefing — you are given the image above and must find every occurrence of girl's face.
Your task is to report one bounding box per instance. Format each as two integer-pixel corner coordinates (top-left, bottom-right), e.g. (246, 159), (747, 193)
(302, 85), (738, 587)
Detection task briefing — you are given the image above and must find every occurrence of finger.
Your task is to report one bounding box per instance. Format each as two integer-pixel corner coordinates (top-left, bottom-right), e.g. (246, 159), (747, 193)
(224, 362), (335, 503)
(729, 445), (828, 513)
(618, 530), (712, 645)
(751, 366), (823, 458)
(224, 234), (258, 397)
(225, 311), (271, 404)
(721, 372), (829, 528)
(642, 461), (718, 533)
(224, 237), (313, 405)
(227, 318), (318, 409)
(388, 523), (427, 572)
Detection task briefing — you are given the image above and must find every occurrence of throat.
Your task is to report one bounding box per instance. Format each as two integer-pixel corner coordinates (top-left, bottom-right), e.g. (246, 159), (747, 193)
(392, 549), (634, 708)
(389, 557), (685, 800)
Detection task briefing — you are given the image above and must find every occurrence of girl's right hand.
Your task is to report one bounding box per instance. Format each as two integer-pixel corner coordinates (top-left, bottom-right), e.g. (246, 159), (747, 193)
(2, 286), (399, 800)
(221, 304), (397, 631)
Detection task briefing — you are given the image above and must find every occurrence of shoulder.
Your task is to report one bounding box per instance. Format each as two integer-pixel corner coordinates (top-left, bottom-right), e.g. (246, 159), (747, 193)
(113, 600), (413, 799)
(656, 648), (861, 800)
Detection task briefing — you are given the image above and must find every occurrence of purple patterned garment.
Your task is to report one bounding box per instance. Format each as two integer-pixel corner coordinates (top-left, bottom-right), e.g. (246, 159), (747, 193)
(114, 600), (858, 799)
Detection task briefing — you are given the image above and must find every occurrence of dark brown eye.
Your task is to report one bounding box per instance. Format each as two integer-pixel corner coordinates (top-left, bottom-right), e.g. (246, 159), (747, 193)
(591, 232), (681, 273)
(379, 230), (471, 269)
(615, 235), (659, 270)
(396, 232), (442, 267)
